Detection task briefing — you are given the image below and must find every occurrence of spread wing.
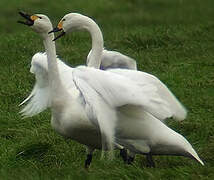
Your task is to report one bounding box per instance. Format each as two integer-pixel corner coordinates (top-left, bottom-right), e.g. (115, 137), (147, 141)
(20, 53), (75, 117)
(108, 69), (187, 121)
(73, 66), (172, 119)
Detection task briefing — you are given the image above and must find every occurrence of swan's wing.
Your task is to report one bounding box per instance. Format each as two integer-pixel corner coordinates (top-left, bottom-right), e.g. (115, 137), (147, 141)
(20, 53), (50, 117)
(73, 75), (117, 152)
(20, 84), (51, 117)
(73, 66), (173, 120)
(72, 66), (172, 150)
(108, 69), (187, 121)
(87, 49), (137, 70)
(100, 49), (137, 70)
(20, 53), (74, 117)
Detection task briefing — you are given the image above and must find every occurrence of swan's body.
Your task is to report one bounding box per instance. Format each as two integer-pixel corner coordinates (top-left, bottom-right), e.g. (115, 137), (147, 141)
(52, 13), (203, 165)
(19, 12), (203, 167)
(21, 52), (204, 166)
(55, 13), (187, 121)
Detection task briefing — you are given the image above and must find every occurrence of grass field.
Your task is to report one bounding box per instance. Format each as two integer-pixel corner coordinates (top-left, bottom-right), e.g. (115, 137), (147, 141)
(0, 0), (214, 179)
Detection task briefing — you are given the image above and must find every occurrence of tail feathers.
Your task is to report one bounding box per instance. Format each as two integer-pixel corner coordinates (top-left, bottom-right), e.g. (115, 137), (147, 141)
(188, 147), (204, 166)
(163, 90), (187, 121)
(151, 77), (187, 121)
(172, 105), (187, 121)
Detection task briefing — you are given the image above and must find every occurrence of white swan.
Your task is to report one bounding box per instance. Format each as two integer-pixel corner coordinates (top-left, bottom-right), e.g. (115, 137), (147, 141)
(51, 13), (189, 165)
(51, 13), (204, 166)
(50, 13), (189, 166)
(18, 12), (204, 167)
(52, 13), (187, 122)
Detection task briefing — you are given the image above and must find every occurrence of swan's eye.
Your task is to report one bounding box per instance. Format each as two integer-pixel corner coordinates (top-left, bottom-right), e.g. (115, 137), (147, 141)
(62, 19), (65, 21)
(38, 16), (42, 19)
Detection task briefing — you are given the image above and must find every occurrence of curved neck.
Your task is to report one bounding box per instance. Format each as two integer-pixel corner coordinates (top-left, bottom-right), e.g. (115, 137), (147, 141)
(84, 18), (104, 69)
(42, 32), (65, 98)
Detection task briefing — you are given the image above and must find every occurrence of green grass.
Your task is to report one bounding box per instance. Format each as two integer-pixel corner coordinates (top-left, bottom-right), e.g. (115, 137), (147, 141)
(0, 0), (214, 179)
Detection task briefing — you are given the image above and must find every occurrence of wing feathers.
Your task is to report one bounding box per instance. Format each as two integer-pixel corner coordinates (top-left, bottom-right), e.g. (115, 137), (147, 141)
(20, 84), (50, 117)
(73, 74), (116, 152)
(74, 67), (172, 120)
(109, 69), (187, 121)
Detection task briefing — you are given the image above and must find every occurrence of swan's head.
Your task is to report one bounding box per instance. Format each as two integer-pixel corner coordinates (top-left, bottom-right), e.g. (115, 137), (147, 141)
(49, 13), (91, 41)
(18, 12), (53, 35)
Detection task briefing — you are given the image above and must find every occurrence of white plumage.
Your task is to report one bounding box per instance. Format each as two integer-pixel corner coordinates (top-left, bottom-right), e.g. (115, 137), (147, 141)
(54, 12), (202, 165)
(108, 68), (187, 121)
(20, 52), (75, 117)
(87, 48), (137, 70)
(21, 52), (173, 146)
(19, 12), (203, 167)
(58, 13), (187, 122)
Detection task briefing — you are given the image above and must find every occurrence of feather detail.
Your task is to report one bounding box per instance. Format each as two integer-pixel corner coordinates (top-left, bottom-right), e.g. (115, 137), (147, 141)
(20, 84), (50, 117)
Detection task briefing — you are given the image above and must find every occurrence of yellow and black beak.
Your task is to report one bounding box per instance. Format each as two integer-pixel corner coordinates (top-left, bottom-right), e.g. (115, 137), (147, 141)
(18, 11), (37, 26)
(49, 20), (65, 41)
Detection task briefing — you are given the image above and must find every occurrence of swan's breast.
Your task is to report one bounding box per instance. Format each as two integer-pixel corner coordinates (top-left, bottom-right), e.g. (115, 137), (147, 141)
(50, 95), (101, 148)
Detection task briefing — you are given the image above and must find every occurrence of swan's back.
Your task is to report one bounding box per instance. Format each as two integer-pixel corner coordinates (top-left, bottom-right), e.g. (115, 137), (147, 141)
(87, 49), (137, 70)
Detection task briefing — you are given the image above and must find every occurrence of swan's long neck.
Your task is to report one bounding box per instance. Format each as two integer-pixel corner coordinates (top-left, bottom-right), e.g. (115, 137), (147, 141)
(84, 17), (104, 69)
(42, 32), (65, 99)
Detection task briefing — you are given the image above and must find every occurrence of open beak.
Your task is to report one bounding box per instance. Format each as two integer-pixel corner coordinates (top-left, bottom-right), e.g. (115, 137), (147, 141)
(48, 20), (66, 41)
(17, 11), (34, 26)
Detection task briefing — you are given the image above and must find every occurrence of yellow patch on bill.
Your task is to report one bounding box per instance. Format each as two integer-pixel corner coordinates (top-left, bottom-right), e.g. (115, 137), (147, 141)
(30, 15), (39, 21)
(57, 21), (63, 29)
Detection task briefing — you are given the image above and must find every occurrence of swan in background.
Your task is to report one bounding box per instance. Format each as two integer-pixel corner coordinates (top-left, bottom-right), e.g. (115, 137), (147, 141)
(50, 13), (190, 165)
(17, 12), (203, 168)
(52, 13), (187, 122)
(50, 13), (204, 166)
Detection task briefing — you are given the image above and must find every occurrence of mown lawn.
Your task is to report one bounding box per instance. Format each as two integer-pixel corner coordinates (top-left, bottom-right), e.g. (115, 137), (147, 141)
(0, 0), (214, 179)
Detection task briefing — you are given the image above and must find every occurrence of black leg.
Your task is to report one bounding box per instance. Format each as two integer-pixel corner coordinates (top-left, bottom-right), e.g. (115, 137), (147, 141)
(127, 156), (135, 164)
(85, 154), (92, 168)
(146, 153), (155, 168)
(120, 148), (128, 163)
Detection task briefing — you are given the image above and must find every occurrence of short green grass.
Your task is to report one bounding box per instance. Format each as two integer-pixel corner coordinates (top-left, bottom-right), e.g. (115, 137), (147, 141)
(0, 0), (214, 179)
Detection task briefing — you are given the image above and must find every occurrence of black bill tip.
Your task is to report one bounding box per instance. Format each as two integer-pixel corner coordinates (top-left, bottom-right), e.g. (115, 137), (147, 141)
(48, 27), (62, 34)
(18, 11), (34, 26)
(53, 31), (66, 41)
